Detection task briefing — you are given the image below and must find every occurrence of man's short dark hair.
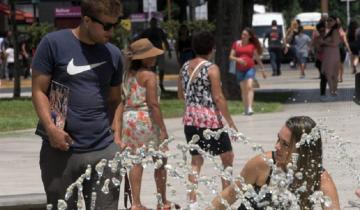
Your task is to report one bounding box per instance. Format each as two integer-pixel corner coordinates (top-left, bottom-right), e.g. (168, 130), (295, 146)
(81, 0), (122, 18)
(192, 31), (214, 55)
(271, 20), (277, 26)
(316, 21), (325, 31)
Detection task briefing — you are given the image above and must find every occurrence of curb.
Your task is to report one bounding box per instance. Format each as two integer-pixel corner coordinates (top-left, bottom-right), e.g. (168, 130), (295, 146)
(0, 193), (46, 210)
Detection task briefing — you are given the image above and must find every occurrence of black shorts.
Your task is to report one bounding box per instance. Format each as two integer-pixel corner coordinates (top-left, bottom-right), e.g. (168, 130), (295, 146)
(339, 45), (346, 63)
(184, 125), (232, 156)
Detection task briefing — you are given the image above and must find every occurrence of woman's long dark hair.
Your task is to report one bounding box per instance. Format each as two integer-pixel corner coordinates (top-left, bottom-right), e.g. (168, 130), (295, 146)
(324, 15), (339, 39)
(286, 116), (323, 210)
(243, 27), (263, 55)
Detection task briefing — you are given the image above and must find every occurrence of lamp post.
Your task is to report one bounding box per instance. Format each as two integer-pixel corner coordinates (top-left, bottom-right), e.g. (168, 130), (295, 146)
(167, 0), (171, 20)
(32, 0), (39, 24)
(321, 0), (328, 17)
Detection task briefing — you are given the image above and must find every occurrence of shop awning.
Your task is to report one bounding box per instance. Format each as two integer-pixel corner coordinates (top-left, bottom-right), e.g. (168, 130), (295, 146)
(0, 3), (34, 23)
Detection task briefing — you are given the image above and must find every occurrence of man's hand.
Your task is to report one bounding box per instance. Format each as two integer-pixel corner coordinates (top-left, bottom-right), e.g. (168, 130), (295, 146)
(47, 126), (73, 151)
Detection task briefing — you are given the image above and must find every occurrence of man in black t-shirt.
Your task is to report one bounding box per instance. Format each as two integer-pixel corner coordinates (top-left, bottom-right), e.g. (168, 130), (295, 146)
(140, 17), (172, 91)
(264, 20), (285, 76)
(31, 0), (123, 209)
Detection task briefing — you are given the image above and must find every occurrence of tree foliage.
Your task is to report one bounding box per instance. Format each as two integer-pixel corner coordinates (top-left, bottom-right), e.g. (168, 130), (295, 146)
(26, 23), (55, 50)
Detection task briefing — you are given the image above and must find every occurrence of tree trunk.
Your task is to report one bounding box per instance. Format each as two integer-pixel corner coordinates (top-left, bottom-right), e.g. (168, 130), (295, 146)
(10, 0), (21, 98)
(213, 0), (254, 99)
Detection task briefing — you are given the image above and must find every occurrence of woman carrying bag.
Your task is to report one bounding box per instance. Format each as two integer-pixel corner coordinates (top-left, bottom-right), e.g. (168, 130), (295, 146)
(229, 27), (266, 115)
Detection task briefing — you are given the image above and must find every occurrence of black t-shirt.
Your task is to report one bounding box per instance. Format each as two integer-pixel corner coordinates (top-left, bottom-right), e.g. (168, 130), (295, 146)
(265, 28), (283, 49)
(32, 29), (122, 152)
(140, 27), (167, 49)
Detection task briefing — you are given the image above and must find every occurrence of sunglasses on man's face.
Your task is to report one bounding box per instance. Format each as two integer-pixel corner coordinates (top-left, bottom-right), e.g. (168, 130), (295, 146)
(87, 15), (119, 31)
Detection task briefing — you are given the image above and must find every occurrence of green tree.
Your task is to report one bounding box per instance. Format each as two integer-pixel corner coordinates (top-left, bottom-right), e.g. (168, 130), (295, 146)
(283, 0), (302, 26)
(26, 23), (55, 50)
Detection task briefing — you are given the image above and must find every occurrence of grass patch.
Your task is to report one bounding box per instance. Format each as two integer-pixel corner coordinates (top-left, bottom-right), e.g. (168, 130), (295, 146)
(0, 91), (292, 132)
(160, 90), (292, 118)
(0, 97), (37, 132)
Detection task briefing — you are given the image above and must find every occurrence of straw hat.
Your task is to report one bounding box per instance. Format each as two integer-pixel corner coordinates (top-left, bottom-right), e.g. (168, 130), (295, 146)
(129, 38), (164, 60)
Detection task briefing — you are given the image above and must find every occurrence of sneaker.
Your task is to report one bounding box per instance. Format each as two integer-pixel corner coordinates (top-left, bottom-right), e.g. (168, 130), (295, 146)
(320, 95), (328, 102)
(247, 107), (254, 115)
(300, 74), (305, 79)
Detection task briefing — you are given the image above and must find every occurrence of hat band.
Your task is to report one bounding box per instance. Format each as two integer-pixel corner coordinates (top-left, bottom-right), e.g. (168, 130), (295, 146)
(130, 44), (154, 56)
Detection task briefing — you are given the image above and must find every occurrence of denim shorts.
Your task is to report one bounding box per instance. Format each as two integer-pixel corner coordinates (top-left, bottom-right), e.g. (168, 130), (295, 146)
(296, 51), (308, 64)
(236, 68), (256, 83)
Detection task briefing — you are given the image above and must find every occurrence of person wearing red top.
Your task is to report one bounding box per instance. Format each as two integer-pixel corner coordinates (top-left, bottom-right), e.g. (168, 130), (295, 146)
(229, 27), (266, 115)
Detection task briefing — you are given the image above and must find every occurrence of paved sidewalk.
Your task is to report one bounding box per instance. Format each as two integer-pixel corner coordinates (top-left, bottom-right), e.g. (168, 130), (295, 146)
(1, 66), (360, 209)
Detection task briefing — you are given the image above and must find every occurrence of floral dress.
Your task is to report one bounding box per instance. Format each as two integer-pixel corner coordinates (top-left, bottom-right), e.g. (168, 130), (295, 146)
(121, 75), (161, 148)
(181, 60), (223, 128)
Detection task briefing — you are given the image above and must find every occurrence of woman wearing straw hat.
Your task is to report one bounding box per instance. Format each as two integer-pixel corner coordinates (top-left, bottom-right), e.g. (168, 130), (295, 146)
(112, 38), (179, 210)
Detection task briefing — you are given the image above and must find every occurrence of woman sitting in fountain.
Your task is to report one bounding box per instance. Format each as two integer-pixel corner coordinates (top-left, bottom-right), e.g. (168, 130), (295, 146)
(209, 116), (340, 210)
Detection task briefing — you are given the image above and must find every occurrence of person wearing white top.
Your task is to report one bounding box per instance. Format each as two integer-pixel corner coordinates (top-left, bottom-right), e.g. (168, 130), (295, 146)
(5, 45), (14, 80)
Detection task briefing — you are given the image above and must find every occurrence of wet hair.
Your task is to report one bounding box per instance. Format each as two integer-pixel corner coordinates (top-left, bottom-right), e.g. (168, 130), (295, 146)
(243, 27), (263, 55)
(286, 116), (322, 210)
(192, 31), (214, 56)
(81, 0), (122, 18)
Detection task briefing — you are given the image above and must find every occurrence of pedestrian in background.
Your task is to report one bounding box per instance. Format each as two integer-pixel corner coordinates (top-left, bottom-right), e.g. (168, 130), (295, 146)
(175, 24), (195, 66)
(20, 39), (31, 79)
(112, 38), (180, 210)
(178, 31), (237, 210)
(321, 15), (341, 97)
(229, 27), (266, 115)
(347, 19), (359, 74)
(312, 20), (328, 101)
(0, 30), (12, 80)
(140, 17), (172, 92)
(294, 26), (311, 78)
(336, 17), (351, 83)
(286, 20), (300, 68)
(4, 43), (14, 81)
(264, 20), (286, 76)
(31, 0), (123, 209)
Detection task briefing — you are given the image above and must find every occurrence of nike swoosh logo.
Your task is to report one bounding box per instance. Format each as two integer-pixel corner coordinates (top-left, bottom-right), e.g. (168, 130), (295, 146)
(66, 58), (107, 75)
